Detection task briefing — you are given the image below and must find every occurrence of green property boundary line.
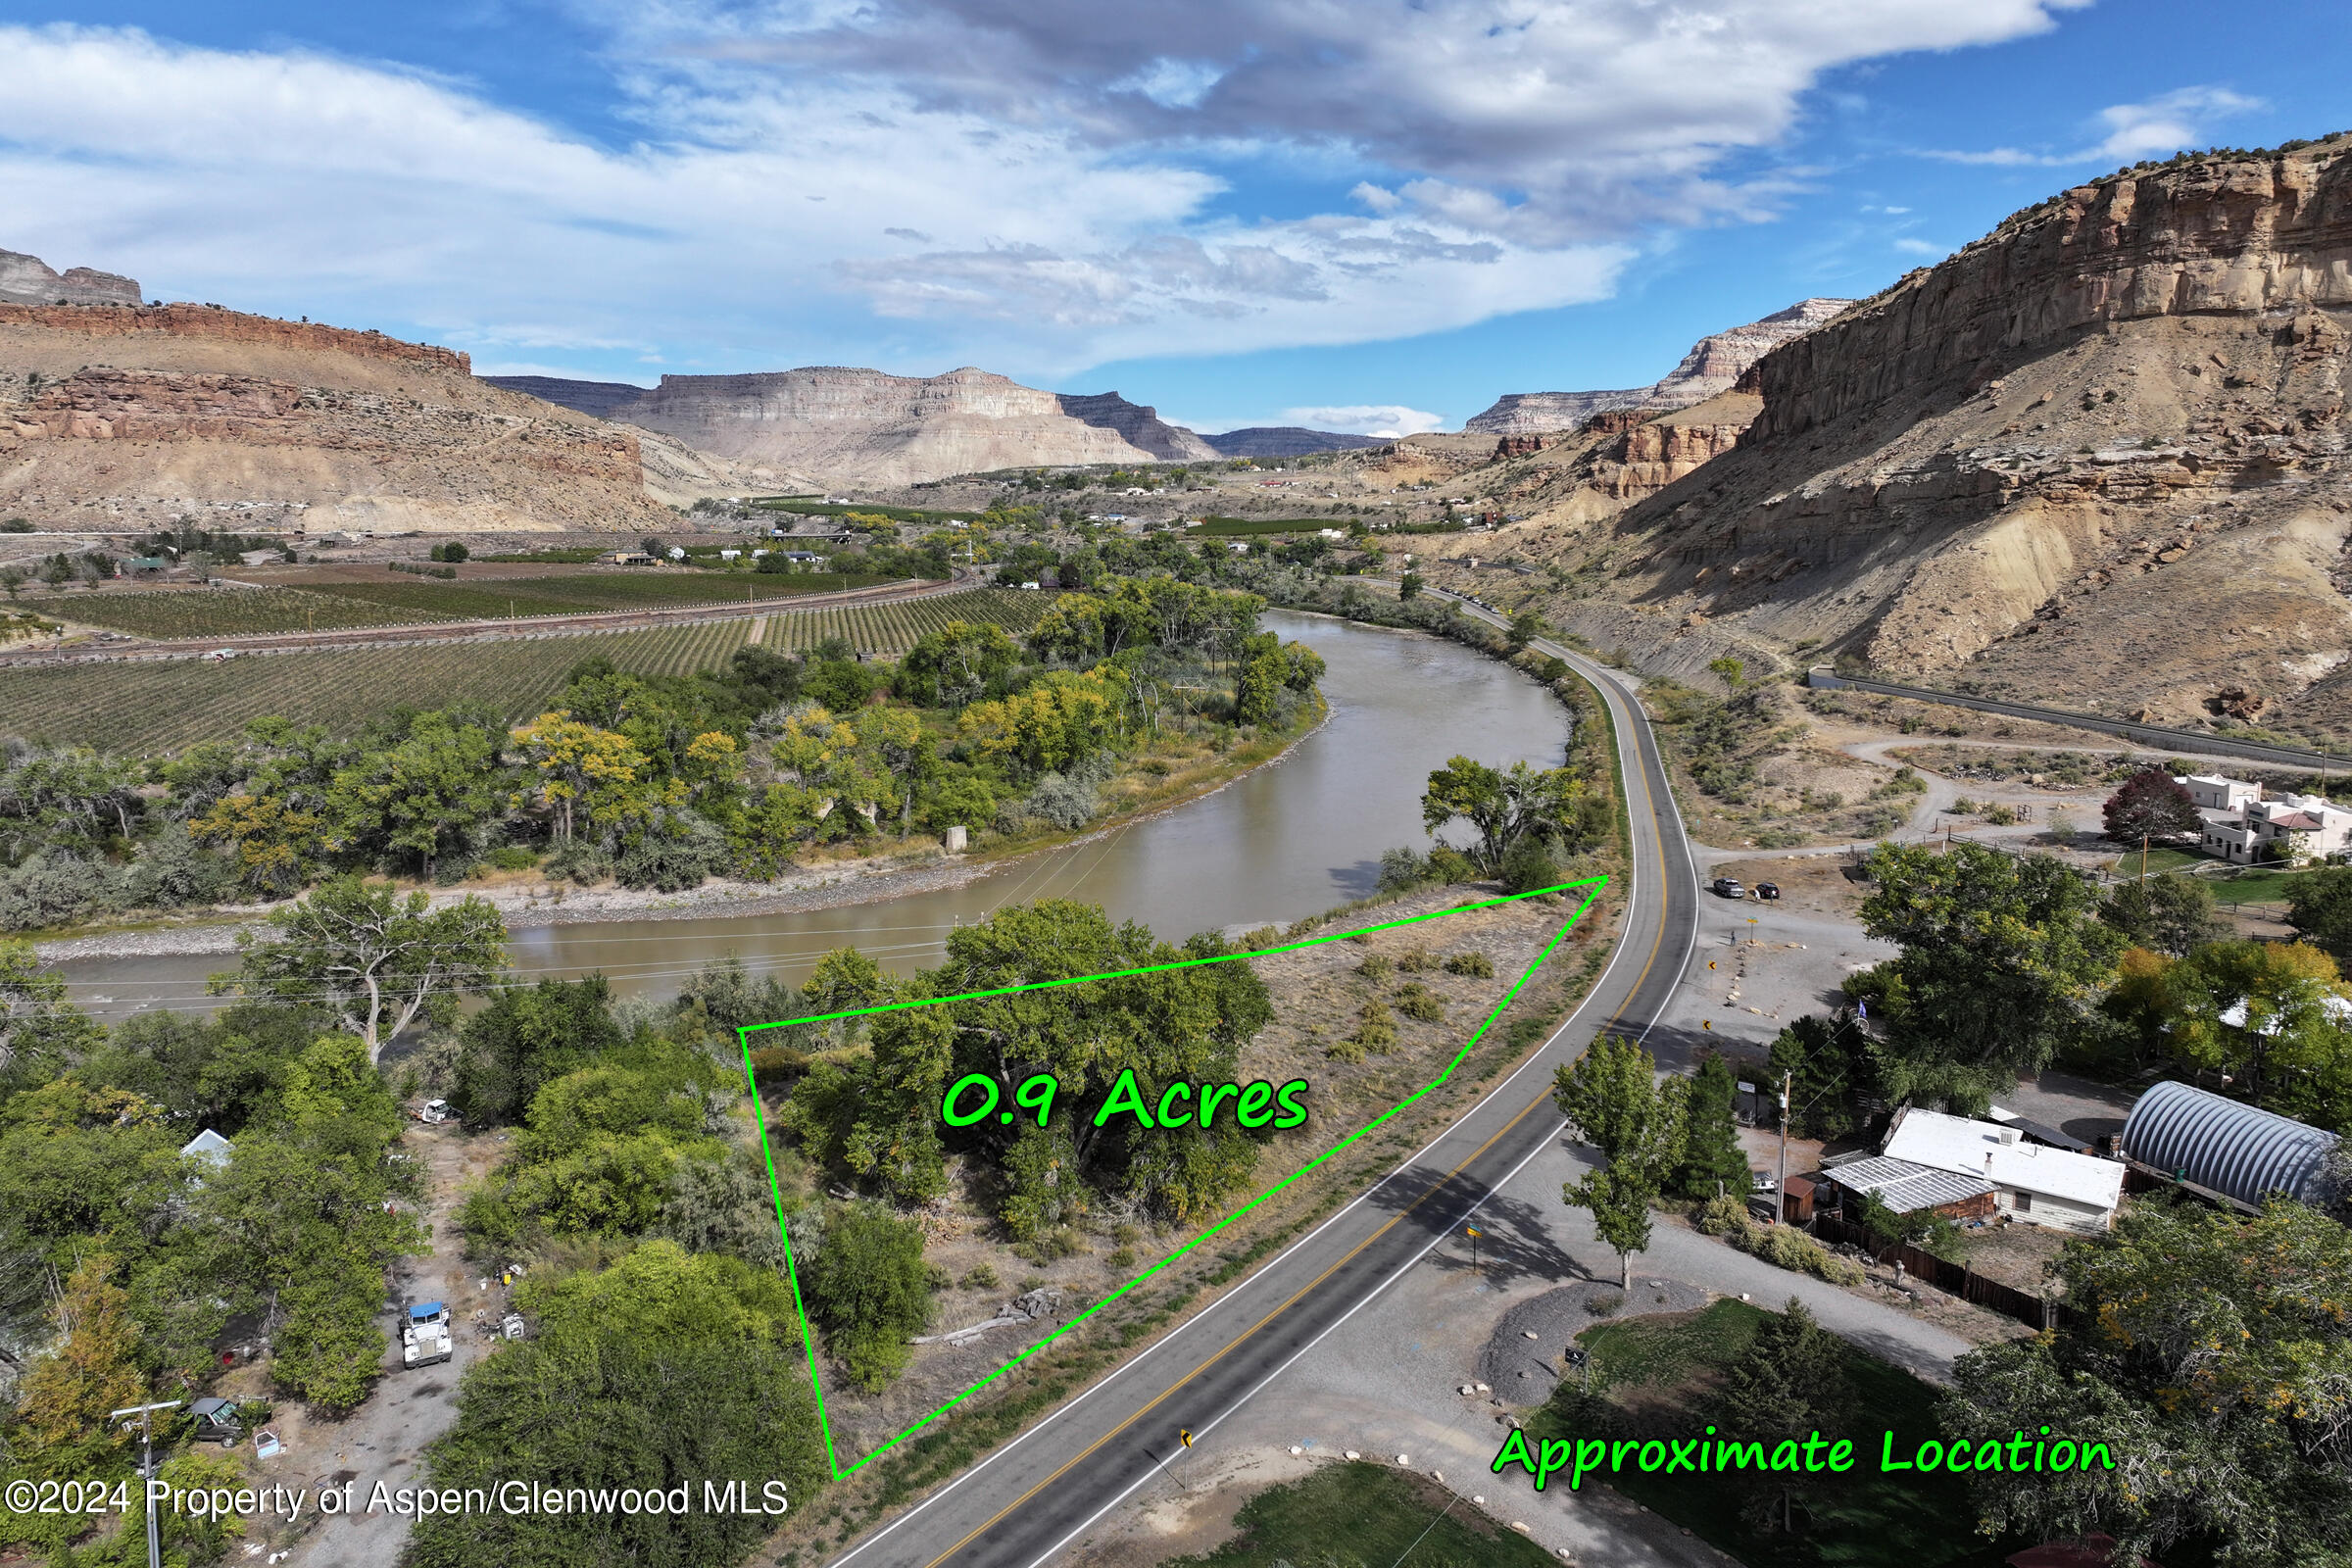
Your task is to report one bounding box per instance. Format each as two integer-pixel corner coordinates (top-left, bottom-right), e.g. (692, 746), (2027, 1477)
(736, 874), (1606, 1483)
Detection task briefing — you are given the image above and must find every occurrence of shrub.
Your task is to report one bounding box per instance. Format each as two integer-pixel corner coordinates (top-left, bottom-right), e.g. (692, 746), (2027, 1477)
(122, 823), (230, 909)
(960, 1263), (1000, 1291)
(1023, 770), (1101, 830)
(615, 812), (724, 891)
(544, 839), (612, 886)
(0, 853), (119, 931)
(1499, 834), (1564, 895)
(1351, 1002), (1396, 1053)
(1694, 1194), (1748, 1235)
(1396, 947), (1431, 972)
(1357, 954), (1394, 980)
(1395, 982), (1445, 1022)
(1377, 845), (1432, 892)
(1324, 1038), (1367, 1063)
(807, 1202), (933, 1391)
(1584, 1291), (1622, 1316)
(1443, 951), (1494, 978)
(487, 845), (539, 870)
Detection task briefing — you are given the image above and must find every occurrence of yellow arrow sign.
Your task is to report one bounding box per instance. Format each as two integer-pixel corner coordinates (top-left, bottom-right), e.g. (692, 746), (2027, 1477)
(1179, 1428), (1194, 1448)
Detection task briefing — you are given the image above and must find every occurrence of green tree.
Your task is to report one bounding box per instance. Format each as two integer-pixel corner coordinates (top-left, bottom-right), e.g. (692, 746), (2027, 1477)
(807, 1202), (933, 1391)
(1399, 570), (1424, 599)
(2100, 872), (2229, 956)
(329, 709), (506, 876)
(406, 1241), (825, 1568)
(0, 938), (102, 1090)
(450, 976), (622, 1127)
(1674, 1053), (1750, 1200)
(896, 619), (1018, 710)
(2287, 864), (2352, 967)
(1706, 656), (1745, 689)
(1553, 1037), (1685, 1287)
(1940, 1199), (2352, 1568)
(1720, 1298), (1853, 1535)
(215, 876), (508, 1065)
(1422, 756), (1586, 876)
(1507, 611), (1544, 651)
(2162, 939), (2352, 1115)
(1858, 842), (2123, 1107)
(1767, 1012), (1880, 1141)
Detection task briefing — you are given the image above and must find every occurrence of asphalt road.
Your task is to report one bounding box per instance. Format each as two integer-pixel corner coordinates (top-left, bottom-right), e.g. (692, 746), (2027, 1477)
(831, 593), (1701, 1568)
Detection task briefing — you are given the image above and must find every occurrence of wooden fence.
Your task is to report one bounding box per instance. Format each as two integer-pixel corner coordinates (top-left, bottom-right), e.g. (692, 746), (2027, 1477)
(1811, 1214), (2075, 1332)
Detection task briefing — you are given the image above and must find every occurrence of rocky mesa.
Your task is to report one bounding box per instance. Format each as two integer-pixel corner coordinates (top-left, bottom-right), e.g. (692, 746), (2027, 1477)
(495, 366), (1221, 487)
(1438, 133), (2352, 740)
(1462, 297), (1851, 435)
(0, 261), (762, 532)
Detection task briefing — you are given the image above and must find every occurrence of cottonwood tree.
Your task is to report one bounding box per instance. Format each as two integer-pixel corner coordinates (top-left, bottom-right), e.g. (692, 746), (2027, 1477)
(1941, 1200), (2352, 1568)
(1674, 1053), (1752, 1199)
(1553, 1036), (1685, 1288)
(2100, 872), (2230, 956)
(1423, 756), (1586, 876)
(215, 876), (507, 1065)
(2162, 938), (2352, 1116)
(1858, 842), (2123, 1107)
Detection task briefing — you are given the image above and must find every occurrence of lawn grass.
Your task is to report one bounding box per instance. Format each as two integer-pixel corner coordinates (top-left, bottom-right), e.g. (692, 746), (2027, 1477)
(2105, 847), (2208, 877)
(1531, 1300), (2012, 1568)
(2204, 867), (2313, 905)
(1161, 1461), (1556, 1568)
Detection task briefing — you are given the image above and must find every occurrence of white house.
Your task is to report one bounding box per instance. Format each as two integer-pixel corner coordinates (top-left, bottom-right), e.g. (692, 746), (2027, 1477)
(2180, 774), (2259, 812)
(2196, 784), (2352, 864)
(1882, 1108), (2125, 1233)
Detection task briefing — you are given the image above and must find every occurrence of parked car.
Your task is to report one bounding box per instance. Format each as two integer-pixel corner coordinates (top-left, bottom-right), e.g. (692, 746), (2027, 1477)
(415, 1098), (451, 1125)
(1753, 881), (1781, 901)
(186, 1396), (244, 1446)
(1711, 877), (1746, 899)
(1750, 1168), (1778, 1195)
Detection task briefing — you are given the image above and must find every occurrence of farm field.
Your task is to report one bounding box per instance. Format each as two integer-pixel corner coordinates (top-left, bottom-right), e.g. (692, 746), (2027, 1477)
(0, 590), (1051, 753)
(750, 588), (1047, 652)
(17, 572), (902, 640)
(301, 570), (897, 620)
(21, 587), (459, 638)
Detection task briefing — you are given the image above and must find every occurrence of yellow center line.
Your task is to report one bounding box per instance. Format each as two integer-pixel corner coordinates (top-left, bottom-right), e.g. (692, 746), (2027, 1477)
(913, 662), (1677, 1568)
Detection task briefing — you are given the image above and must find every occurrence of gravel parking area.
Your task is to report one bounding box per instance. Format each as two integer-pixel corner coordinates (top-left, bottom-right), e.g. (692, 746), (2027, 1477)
(1481, 1278), (1713, 1397)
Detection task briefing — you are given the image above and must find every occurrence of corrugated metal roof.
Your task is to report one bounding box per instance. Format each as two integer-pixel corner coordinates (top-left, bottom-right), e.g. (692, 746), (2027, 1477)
(2123, 1081), (2338, 1207)
(1824, 1155), (1994, 1214)
(1886, 1108), (2125, 1209)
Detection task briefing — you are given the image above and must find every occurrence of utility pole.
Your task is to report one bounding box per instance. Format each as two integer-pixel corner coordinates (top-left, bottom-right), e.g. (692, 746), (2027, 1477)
(112, 1398), (182, 1568)
(2141, 833), (2150, 884)
(1774, 1071), (1792, 1227)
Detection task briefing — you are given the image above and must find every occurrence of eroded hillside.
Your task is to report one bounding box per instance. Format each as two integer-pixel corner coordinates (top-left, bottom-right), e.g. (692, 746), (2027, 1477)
(1429, 135), (2352, 742)
(0, 293), (702, 532)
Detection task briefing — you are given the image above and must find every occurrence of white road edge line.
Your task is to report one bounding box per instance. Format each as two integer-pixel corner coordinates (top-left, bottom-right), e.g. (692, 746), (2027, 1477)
(1021, 1118), (1569, 1568)
(827, 608), (1658, 1568)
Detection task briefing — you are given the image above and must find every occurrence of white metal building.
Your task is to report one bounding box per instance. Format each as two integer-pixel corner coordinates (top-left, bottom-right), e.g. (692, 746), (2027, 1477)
(1883, 1108), (2126, 1233)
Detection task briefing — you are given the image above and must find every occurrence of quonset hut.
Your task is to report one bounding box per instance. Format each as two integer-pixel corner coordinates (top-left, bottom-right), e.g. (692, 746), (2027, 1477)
(2121, 1081), (2339, 1207)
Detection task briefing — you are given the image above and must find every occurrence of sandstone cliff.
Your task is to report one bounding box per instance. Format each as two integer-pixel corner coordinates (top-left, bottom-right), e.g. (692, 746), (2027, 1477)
(0, 302), (672, 532)
(1463, 298), (1851, 435)
(1437, 134), (2352, 741)
(0, 249), (142, 308)
(526, 366), (1219, 487)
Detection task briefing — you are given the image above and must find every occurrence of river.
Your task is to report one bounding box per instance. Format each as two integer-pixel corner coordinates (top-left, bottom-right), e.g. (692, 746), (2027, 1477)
(54, 612), (1570, 1016)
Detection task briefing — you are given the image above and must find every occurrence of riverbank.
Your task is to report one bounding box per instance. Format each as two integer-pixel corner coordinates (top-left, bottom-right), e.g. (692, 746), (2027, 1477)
(31, 696), (1330, 964)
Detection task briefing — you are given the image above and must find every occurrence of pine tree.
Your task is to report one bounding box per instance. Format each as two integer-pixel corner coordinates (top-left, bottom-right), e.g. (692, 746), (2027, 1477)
(1675, 1053), (1751, 1199)
(1721, 1298), (1854, 1536)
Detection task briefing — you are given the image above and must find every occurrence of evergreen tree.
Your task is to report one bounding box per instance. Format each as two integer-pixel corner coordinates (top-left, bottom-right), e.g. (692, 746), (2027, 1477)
(1674, 1053), (1751, 1199)
(1721, 1298), (1853, 1536)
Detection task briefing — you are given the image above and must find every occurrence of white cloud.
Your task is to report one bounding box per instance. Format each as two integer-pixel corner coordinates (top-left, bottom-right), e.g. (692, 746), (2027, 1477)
(1891, 237), (1944, 256)
(1924, 83), (2264, 169)
(0, 7), (2088, 376)
(1281, 405), (1449, 437)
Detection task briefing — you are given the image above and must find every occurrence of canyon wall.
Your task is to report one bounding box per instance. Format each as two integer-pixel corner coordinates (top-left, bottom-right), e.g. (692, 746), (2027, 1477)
(1440, 134), (2352, 740)
(1463, 298), (1851, 434)
(0, 250), (142, 308)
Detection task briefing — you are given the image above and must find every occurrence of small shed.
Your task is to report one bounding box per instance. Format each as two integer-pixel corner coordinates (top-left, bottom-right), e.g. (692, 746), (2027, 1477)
(597, 550), (657, 565)
(1822, 1154), (1996, 1222)
(122, 557), (171, 577)
(2122, 1080), (2339, 1207)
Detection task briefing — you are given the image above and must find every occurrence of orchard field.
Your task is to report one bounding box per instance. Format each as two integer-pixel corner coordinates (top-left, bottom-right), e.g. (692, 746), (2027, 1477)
(21, 571), (899, 639)
(0, 590), (1050, 752)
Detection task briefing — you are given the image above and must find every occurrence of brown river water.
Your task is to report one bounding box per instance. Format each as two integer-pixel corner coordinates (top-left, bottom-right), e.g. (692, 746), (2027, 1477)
(55, 612), (1571, 1017)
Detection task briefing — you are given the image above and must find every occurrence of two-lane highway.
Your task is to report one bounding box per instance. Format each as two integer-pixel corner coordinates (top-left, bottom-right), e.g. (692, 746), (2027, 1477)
(833, 593), (1700, 1568)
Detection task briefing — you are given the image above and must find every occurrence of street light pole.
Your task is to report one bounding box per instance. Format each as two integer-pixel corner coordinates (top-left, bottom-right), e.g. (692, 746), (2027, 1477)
(111, 1398), (182, 1568)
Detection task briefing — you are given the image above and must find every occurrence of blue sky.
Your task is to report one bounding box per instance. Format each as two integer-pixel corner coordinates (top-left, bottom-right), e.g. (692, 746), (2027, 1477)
(0, 1), (2341, 434)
